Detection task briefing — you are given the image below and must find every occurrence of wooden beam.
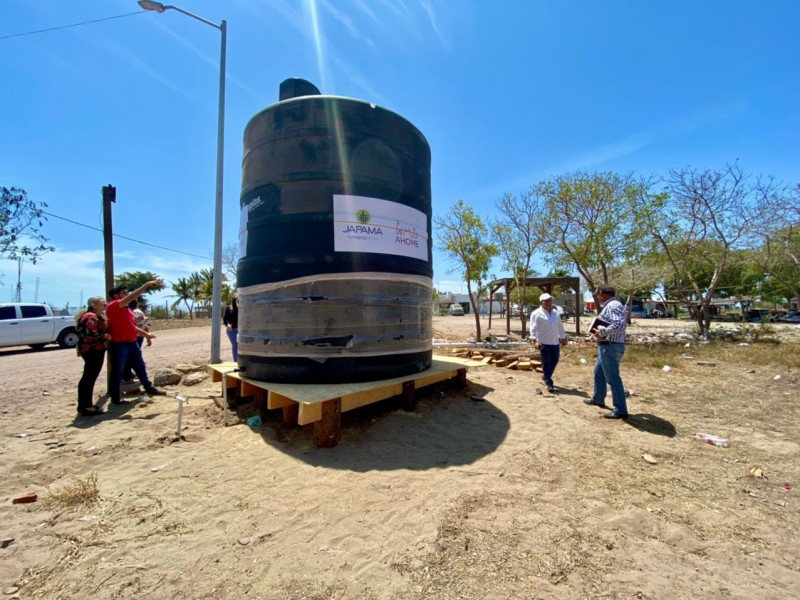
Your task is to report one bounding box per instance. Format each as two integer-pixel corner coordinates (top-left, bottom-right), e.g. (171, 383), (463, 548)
(341, 383), (403, 413)
(313, 398), (342, 448)
(268, 391), (295, 409)
(298, 403), (322, 426)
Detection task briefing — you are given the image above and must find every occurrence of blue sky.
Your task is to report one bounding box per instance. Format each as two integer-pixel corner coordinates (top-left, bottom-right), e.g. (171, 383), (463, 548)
(2, 0), (798, 309)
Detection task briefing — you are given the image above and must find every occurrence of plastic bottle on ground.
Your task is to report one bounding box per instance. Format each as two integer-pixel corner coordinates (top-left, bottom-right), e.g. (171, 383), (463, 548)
(694, 433), (729, 447)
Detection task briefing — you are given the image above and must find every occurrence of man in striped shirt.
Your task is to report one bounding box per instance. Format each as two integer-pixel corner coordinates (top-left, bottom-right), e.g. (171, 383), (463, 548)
(584, 285), (629, 419)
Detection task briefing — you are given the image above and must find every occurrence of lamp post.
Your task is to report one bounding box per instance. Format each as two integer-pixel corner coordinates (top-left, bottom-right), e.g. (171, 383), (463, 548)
(138, 0), (226, 364)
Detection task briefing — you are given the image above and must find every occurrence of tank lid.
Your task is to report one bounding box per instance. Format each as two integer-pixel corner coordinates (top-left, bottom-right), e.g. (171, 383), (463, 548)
(279, 78), (321, 101)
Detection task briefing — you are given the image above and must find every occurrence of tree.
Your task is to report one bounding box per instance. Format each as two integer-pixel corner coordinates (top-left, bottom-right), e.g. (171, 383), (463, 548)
(435, 200), (498, 340)
(170, 277), (197, 318)
(222, 242), (239, 289)
(492, 188), (543, 332)
(114, 271), (165, 311)
(748, 184), (800, 303)
(634, 163), (785, 336)
(534, 172), (647, 307)
(1, 186), (54, 265)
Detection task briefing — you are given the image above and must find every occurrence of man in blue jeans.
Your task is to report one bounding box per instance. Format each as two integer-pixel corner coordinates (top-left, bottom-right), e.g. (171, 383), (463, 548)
(106, 281), (166, 405)
(584, 285), (629, 419)
(529, 292), (566, 393)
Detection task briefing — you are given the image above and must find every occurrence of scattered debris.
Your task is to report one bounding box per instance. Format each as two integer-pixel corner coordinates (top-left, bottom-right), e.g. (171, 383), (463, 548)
(773, 375), (782, 381)
(746, 466), (765, 479)
(1, 538), (15, 549)
(694, 433), (729, 447)
(150, 464), (168, 473)
(696, 361), (716, 367)
(238, 537), (251, 546)
(662, 365), (672, 373)
(642, 453), (658, 465)
(12, 493), (38, 504)
(246, 416), (262, 426)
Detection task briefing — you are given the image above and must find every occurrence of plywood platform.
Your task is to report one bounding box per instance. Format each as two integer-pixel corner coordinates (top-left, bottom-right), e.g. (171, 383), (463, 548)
(205, 356), (482, 447)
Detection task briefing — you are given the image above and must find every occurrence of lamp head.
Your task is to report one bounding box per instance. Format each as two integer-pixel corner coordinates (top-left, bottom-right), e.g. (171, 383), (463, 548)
(138, 1), (167, 13)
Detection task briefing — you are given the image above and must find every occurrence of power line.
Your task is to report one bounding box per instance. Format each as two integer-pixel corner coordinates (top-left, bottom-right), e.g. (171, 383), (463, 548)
(41, 210), (212, 261)
(0, 11), (145, 41)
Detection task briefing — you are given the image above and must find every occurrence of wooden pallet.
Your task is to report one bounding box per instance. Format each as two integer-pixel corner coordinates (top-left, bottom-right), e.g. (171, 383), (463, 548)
(205, 356), (482, 448)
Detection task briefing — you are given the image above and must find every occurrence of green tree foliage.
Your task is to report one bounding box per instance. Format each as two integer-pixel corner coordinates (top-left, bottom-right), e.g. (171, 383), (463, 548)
(114, 271), (165, 311)
(748, 184), (800, 302)
(170, 276), (198, 318)
(534, 172), (647, 306)
(1, 186), (54, 265)
(633, 163), (785, 336)
(435, 200), (498, 339)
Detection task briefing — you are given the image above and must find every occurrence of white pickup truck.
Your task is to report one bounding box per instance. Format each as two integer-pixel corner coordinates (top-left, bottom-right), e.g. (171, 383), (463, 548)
(0, 303), (79, 350)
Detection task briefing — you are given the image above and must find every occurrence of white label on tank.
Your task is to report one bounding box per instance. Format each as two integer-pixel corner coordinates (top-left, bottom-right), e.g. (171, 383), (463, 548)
(239, 201), (250, 259)
(333, 195), (428, 261)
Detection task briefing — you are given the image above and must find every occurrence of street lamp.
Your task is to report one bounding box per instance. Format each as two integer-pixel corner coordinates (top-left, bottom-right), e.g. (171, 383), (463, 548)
(138, 0), (227, 364)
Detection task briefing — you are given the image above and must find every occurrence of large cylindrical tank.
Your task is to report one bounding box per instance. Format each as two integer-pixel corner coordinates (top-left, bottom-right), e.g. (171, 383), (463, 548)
(237, 79), (433, 383)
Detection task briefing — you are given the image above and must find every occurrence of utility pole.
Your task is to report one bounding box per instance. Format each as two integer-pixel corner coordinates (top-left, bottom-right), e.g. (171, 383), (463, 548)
(102, 184), (116, 394)
(102, 185), (116, 295)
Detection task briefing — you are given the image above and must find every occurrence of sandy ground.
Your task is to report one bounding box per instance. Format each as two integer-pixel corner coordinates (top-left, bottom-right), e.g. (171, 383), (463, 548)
(1, 316), (799, 599)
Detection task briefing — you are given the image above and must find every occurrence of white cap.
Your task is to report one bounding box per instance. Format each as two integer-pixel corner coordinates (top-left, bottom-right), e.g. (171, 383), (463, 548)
(539, 293), (552, 301)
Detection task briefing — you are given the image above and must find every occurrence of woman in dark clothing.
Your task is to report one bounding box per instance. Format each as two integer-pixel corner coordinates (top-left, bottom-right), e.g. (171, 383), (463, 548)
(223, 294), (239, 361)
(75, 296), (110, 417)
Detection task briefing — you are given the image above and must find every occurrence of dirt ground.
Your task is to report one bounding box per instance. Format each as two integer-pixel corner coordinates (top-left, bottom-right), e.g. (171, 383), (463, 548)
(1, 315), (799, 599)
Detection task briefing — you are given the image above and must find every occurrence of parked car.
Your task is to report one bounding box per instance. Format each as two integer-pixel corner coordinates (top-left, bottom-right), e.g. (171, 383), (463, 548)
(774, 311), (800, 323)
(745, 308), (776, 323)
(0, 303), (79, 350)
(449, 303), (465, 316)
(553, 305), (573, 322)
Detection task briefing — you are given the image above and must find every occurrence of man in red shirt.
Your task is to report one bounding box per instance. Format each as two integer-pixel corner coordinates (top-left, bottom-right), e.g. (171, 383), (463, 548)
(106, 280), (166, 404)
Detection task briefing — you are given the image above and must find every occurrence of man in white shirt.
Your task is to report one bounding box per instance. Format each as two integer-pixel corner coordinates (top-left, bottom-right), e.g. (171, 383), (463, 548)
(529, 293), (567, 393)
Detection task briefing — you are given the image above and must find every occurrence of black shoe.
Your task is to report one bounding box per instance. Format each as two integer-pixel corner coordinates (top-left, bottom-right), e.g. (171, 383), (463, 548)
(78, 407), (104, 417)
(145, 387), (167, 396)
(602, 412), (629, 420)
(583, 398), (607, 407)
(547, 386), (556, 393)
(110, 398), (128, 405)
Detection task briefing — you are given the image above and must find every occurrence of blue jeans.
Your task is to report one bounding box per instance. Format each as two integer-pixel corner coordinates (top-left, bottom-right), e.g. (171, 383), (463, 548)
(226, 327), (238, 361)
(593, 343), (628, 415)
(540, 344), (560, 387)
(122, 336), (145, 381)
(108, 341), (153, 402)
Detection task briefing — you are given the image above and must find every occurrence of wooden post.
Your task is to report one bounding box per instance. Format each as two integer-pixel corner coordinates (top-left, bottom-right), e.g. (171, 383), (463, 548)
(313, 398), (341, 448)
(282, 404), (299, 427)
(457, 367), (467, 387)
(401, 380), (416, 412)
(253, 389), (268, 420)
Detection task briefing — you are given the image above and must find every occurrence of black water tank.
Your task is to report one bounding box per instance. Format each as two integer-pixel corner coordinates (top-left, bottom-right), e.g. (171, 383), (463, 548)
(237, 79), (433, 383)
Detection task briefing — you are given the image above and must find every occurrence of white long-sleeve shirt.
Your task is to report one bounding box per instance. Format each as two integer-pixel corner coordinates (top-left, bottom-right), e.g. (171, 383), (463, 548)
(529, 306), (566, 345)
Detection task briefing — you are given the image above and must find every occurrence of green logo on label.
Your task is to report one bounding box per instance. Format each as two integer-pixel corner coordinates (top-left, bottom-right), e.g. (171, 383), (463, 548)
(356, 209), (371, 224)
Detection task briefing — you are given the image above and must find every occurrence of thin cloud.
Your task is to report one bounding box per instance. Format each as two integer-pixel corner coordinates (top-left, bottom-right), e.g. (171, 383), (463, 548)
(320, 0), (361, 39)
(20, 247), (211, 308)
(416, 0), (449, 51)
(140, 13), (267, 103)
(477, 100), (751, 199)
